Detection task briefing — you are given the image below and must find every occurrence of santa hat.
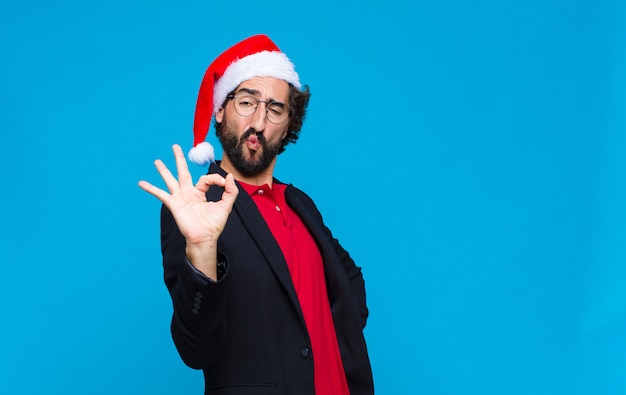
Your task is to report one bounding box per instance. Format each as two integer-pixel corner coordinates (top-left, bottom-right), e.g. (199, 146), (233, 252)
(188, 34), (302, 165)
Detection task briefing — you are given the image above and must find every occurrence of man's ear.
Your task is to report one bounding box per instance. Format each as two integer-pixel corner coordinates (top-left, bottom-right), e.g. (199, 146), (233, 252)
(216, 108), (224, 123)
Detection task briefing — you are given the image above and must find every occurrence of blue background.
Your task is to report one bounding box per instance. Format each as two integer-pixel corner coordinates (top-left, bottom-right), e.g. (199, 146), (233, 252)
(1, 0), (625, 394)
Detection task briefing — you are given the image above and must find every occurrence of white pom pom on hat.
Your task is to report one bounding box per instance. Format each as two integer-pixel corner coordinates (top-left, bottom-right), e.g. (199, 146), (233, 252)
(187, 142), (215, 166)
(188, 34), (302, 166)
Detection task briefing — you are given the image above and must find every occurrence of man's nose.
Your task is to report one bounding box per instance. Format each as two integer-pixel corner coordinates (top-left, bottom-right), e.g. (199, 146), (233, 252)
(249, 103), (267, 131)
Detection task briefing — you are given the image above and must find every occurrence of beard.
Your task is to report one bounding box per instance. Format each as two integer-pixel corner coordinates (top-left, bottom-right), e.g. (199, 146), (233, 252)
(218, 124), (283, 178)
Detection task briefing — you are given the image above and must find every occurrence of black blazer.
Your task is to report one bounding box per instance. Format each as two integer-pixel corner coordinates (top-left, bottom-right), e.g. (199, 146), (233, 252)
(161, 163), (374, 394)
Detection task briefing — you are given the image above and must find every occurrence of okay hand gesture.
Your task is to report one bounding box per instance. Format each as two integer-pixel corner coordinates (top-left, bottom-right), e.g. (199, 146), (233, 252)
(139, 144), (239, 279)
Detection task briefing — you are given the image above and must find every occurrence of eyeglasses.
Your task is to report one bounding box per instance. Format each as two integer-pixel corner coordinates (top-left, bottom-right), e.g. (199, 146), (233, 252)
(227, 94), (290, 124)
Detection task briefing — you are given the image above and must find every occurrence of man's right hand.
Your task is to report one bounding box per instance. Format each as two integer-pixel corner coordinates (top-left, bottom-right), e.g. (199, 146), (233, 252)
(138, 144), (239, 280)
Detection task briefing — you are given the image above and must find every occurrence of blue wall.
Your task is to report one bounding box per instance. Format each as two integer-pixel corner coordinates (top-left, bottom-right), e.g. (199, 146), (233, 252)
(1, 1), (624, 393)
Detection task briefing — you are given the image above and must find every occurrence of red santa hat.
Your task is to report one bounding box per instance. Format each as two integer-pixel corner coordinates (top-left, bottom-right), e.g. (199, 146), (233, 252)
(188, 34), (302, 165)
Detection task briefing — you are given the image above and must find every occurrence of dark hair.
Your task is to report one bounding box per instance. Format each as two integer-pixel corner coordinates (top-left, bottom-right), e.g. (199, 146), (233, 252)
(214, 83), (311, 154)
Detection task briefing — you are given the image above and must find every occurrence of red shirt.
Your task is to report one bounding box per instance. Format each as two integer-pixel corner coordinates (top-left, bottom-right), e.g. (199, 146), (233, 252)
(239, 181), (350, 395)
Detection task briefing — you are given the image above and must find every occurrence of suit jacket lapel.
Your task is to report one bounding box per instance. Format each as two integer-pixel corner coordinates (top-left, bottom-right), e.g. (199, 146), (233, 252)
(284, 185), (357, 327)
(234, 190), (302, 309)
(207, 163), (304, 323)
(284, 185), (330, 263)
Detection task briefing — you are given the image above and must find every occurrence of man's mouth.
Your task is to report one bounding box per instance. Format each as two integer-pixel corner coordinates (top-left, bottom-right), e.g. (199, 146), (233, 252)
(245, 134), (262, 151)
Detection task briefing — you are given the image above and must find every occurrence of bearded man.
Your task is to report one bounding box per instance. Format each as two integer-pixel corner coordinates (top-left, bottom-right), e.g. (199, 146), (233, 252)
(139, 34), (373, 395)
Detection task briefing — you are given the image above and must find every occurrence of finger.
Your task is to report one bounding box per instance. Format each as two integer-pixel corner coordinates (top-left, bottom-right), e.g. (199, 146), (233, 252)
(221, 173), (240, 208)
(195, 174), (226, 193)
(138, 180), (171, 203)
(172, 144), (193, 187)
(154, 159), (180, 194)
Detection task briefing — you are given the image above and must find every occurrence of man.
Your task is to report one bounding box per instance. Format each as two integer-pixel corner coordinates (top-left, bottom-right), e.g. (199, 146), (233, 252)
(139, 34), (373, 395)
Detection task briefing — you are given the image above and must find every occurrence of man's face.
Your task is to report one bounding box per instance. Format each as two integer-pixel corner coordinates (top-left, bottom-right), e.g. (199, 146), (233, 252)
(216, 77), (290, 177)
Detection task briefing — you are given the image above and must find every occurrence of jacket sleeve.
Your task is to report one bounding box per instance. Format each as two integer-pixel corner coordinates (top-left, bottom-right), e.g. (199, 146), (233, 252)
(160, 204), (229, 369)
(330, 228), (369, 329)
